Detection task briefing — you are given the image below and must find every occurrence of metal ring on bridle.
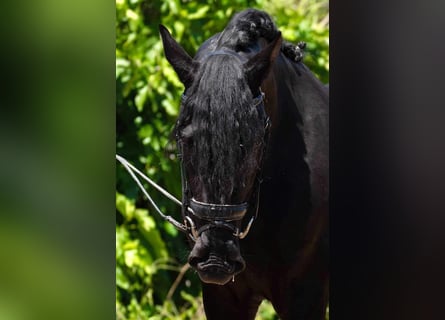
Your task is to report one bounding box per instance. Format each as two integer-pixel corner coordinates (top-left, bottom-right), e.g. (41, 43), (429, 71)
(184, 216), (199, 241)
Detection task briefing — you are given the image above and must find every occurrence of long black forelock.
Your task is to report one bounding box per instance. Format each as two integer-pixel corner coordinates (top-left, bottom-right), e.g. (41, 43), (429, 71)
(175, 54), (265, 202)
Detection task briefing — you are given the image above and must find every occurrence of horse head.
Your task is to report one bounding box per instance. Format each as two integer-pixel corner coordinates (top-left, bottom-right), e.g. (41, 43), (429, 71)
(160, 25), (281, 285)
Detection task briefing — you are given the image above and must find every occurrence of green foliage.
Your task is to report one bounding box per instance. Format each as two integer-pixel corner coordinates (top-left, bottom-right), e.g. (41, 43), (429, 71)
(258, 0), (329, 83)
(116, 0), (329, 319)
(256, 301), (280, 320)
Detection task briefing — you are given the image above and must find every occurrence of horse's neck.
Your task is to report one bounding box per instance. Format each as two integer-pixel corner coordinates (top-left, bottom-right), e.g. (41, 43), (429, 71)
(257, 56), (328, 228)
(241, 58), (328, 264)
(262, 56), (312, 188)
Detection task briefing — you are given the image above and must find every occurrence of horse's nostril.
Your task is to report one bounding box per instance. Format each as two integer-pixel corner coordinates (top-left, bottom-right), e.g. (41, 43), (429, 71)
(188, 255), (204, 268)
(235, 260), (246, 272)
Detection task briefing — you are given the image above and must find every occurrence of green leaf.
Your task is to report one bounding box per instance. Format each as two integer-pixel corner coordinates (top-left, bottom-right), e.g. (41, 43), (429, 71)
(116, 266), (130, 290)
(134, 209), (168, 259)
(124, 248), (137, 267)
(135, 85), (148, 112)
(116, 192), (135, 220)
(187, 6), (210, 20)
(161, 98), (178, 116)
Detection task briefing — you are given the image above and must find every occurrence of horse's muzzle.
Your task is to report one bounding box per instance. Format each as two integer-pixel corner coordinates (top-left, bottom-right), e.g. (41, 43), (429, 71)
(188, 233), (246, 285)
(193, 253), (245, 285)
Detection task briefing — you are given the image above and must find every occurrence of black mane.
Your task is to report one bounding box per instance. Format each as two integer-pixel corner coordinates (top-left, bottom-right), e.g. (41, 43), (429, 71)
(173, 9), (282, 203)
(176, 53), (265, 202)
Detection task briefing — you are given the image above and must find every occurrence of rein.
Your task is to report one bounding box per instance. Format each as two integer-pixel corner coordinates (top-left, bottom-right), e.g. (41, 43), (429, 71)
(116, 90), (271, 242)
(116, 154), (190, 233)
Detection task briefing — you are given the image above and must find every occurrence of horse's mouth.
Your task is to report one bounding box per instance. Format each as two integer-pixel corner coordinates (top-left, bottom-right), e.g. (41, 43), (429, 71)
(195, 256), (244, 285)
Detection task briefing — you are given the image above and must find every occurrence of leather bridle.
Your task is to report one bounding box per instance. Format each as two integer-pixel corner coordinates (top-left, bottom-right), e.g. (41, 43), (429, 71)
(177, 91), (271, 242)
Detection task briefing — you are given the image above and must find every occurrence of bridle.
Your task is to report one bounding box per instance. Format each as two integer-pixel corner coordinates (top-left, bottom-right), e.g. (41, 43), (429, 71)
(177, 90), (271, 242)
(116, 91), (271, 243)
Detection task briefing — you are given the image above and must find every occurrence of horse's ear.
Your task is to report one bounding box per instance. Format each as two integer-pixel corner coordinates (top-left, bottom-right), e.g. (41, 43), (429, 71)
(244, 33), (282, 93)
(159, 24), (197, 88)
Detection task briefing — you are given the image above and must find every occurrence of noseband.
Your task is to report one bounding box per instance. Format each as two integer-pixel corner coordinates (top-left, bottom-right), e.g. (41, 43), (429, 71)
(177, 91), (271, 242)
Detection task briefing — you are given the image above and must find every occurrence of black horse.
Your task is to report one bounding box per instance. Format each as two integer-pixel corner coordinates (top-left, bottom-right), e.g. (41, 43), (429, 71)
(159, 9), (328, 319)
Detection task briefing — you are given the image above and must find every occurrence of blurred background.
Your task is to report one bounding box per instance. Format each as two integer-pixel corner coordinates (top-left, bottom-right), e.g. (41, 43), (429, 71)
(116, 0), (329, 319)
